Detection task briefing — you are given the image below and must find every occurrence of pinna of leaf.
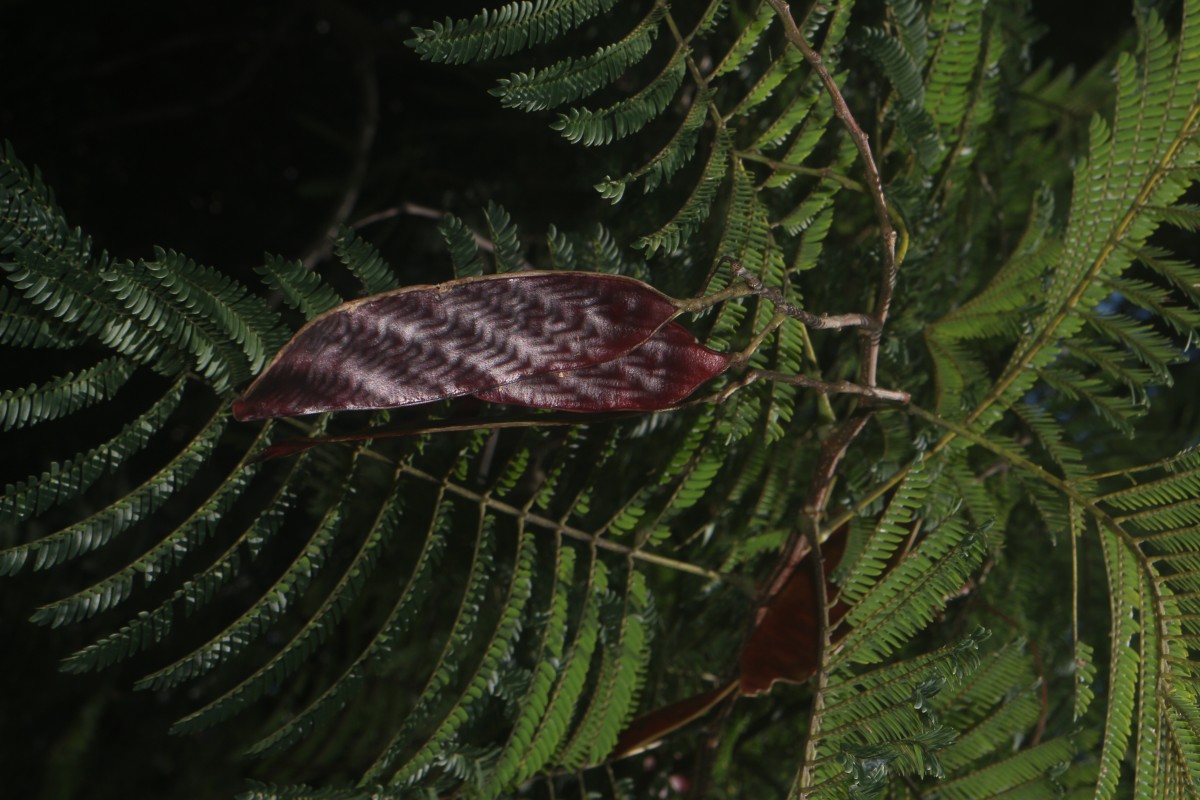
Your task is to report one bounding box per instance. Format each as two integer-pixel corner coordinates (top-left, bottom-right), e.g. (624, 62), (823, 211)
(232, 264), (908, 454)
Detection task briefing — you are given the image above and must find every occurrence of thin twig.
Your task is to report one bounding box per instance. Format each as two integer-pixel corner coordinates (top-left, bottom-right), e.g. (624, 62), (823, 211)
(302, 57), (379, 270)
(353, 202), (500, 255)
(706, 369), (909, 407)
(763, 0), (899, 390)
(736, 150), (866, 192)
(730, 261), (880, 331)
(748, 9), (902, 719)
(752, 371), (908, 404)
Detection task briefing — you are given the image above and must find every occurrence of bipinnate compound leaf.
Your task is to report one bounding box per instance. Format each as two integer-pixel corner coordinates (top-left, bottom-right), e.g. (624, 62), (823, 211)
(232, 272), (679, 420)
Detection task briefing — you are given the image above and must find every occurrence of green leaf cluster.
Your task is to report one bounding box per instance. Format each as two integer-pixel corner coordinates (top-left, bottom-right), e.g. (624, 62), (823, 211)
(6, 0), (1200, 797)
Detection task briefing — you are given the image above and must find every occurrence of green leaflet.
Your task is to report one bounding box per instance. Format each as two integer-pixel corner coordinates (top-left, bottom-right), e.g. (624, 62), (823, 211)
(635, 128), (733, 256)
(0, 284), (77, 348)
(484, 201), (525, 273)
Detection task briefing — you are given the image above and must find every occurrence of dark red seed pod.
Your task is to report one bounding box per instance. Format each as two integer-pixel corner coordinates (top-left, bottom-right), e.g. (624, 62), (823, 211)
(475, 322), (730, 412)
(738, 528), (849, 696)
(232, 272), (679, 421)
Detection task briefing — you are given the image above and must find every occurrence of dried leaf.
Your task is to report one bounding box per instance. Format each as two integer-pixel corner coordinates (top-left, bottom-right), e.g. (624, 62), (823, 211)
(232, 272), (679, 420)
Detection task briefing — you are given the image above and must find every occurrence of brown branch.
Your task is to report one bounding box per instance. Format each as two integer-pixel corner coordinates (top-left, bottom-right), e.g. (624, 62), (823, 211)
(751, 1), (902, 626)
(352, 202), (499, 254)
(980, 604), (1050, 747)
(301, 56), (379, 270)
(763, 0), (898, 388)
(754, 371), (908, 404)
(730, 261), (880, 331)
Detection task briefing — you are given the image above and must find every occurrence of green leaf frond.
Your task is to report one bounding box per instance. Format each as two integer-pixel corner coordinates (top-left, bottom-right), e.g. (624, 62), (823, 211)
(820, 631), (991, 742)
(133, 453), (364, 693)
(407, 0), (621, 65)
(836, 459), (936, 606)
(61, 426), (320, 676)
(106, 249), (286, 390)
(555, 566), (651, 768)
(245, 488), (452, 758)
(888, 0), (930, 66)
(595, 92), (708, 204)
(923, 0), (988, 131)
(635, 128), (732, 257)
(490, 5), (665, 112)
(27, 410), (233, 626)
(710, 1), (775, 79)
(0, 378), (187, 549)
(0, 284), (78, 348)
(859, 15), (954, 169)
(438, 214), (485, 278)
(255, 254), (342, 320)
(834, 518), (988, 666)
(0, 355), (134, 432)
(379, 524), (537, 787)
(553, 51), (686, 147)
(484, 201), (526, 273)
(4, 246), (182, 377)
(7, 1), (1200, 797)
(0, 139), (98, 265)
(333, 226), (400, 295)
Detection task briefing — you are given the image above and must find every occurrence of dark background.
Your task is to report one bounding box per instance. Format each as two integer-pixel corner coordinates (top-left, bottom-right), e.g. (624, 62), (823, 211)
(0, 1), (1134, 798)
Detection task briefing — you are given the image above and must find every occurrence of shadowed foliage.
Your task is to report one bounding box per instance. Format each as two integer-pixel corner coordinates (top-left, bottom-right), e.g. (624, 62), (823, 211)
(4, 1), (1200, 798)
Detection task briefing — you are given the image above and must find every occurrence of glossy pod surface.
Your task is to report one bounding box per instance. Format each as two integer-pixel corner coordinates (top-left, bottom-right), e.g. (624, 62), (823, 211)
(232, 272), (679, 420)
(476, 322), (729, 412)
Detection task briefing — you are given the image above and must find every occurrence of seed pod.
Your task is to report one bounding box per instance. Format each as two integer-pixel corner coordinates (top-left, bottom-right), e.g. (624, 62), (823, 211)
(232, 272), (679, 421)
(738, 528), (849, 696)
(475, 322), (730, 412)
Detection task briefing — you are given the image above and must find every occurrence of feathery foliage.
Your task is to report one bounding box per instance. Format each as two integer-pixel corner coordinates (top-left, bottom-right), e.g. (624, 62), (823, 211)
(6, 0), (1200, 797)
